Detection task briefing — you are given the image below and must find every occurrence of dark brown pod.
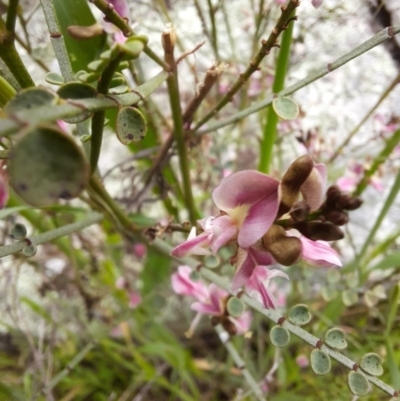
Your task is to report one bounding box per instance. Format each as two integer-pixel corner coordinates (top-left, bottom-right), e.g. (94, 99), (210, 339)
(325, 185), (342, 209)
(294, 221), (344, 241)
(262, 225), (302, 266)
(338, 195), (363, 211)
(290, 200), (311, 222)
(325, 210), (349, 226)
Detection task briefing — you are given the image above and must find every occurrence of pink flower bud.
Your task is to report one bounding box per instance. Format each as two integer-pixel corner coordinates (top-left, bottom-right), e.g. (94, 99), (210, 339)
(133, 243), (147, 259)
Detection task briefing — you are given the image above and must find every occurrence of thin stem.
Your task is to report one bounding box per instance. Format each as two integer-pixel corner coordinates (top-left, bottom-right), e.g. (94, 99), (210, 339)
(0, 212), (103, 258)
(194, 24), (400, 136)
(193, 0), (300, 131)
(40, 0), (74, 81)
(258, 9), (294, 173)
(162, 29), (198, 225)
(89, 0), (169, 70)
(206, 0), (219, 60)
(215, 324), (266, 401)
(329, 73), (400, 163)
(152, 238), (397, 398)
(0, 16), (35, 88)
(6, 0), (19, 33)
(0, 70), (169, 136)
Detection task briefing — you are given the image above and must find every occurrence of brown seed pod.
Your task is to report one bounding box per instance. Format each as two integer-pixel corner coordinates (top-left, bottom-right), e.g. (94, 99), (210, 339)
(325, 210), (349, 226)
(294, 221), (344, 241)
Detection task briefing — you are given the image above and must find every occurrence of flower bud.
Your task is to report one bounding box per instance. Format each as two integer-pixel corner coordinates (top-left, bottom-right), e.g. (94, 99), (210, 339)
(325, 210), (349, 226)
(278, 155), (314, 216)
(338, 195), (363, 211)
(325, 185), (342, 208)
(262, 225), (302, 266)
(294, 221), (344, 241)
(289, 200), (310, 222)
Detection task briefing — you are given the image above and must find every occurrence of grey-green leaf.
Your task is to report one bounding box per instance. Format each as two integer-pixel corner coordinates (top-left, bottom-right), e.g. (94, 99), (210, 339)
(342, 289), (358, 306)
(272, 96), (299, 120)
(10, 223), (27, 240)
(45, 72), (65, 85)
(324, 328), (347, 350)
(9, 126), (89, 207)
(269, 325), (290, 348)
(116, 107), (147, 144)
(5, 87), (57, 113)
(348, 371), (370, 396)
(226, 297), (245, 318)
(310, 349), (331, 375)
(22, 244), (37, 257)
(360, 353), (383, 376)
(288, 304), (312, 326)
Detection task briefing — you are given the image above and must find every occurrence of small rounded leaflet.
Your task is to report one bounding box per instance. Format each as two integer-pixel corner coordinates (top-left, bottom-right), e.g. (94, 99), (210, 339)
(324, 327), (347, 350)
(347, 371), (370, 396)
(9, 126), (89, 207)
(118, 36), (148, 61)
(57, 82), (97, 123)
(288, 304), (312, 326)
(204, 254), (219, 268)
(226, 297), (245, 318)
(5, 87), (57, 113)
(272, 96), (299, 120)
(10, 223), (27, 240)
(310, 349), (331, 375)
(45, 72), (65, 86)
(342, 289), (358, 306)
(22, 244), (37, 257)
(269, 325), (290, 348)
(116, 107), (147, 145)
(360, 353), (383, 376)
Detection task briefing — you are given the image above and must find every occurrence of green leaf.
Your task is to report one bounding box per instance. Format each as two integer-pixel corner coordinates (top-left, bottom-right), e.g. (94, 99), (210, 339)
(45, 72), (65, 85)
(385, 283), (400, 337)
(116, 107), (148, 144)
(386, 338), (400, 388)
(368, 252), (400, 273)
(360, 353), (383, 376)
(310, 349), (331, 375)
(20, 296), (53, 323)
(342, 289), (358, 306)
(10, 223), (27, 240)
(324, 328), (347, 350)
(288, 304), (312, 326)
(140, 249), (171, 295)
(4, 87), (57, 113)
(347, 371), (370, 396)
(53, 0), (107, 72)
(226, 297), (245, 318)
(272, 96), (299, 120)
(9, 126), (89, 207)
(269, 325), (290, 347)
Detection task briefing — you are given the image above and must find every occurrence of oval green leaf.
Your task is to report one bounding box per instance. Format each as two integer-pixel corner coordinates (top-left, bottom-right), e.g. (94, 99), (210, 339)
(342, 289), (358, 306)
(116, 107), (147, 144)
(9, 126), (89, 207)
(272, 96), (299, 120)
(10, 223), (27, 240)
(118, 39), (145, 60)
(310, 349), (331, 375)
(348, 371), (370, 396)
(324, 328), (347, 350)
(22, 244), (37, 257)
(226, 297), (245, 318)
(360, 353), (383, 377)
(45, 72), (65, 85)
(269, 325), (290, 348)
(288, 304), (312, 326)
(5, 87), (57, 113)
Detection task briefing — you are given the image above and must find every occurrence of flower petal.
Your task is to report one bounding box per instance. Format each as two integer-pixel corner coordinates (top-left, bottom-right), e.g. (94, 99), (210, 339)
(238, 190), (279, 248)
(232, 247), (257, 291)
(210, 215), (238, 253)
(191, 302), (221, 315)
(171, 230), (211, 257)
(230, 310), (252, 335)
(300, 236), (342, 267)
(300, 164), (327, 211)
(171, 266), (209, 302)
(212, 170), (280, 211)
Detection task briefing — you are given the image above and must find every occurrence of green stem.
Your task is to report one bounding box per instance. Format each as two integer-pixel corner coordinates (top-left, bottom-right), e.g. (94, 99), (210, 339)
(0, 75), (16, 107)
(206, 0), (219, 60)
(90, 53), (125, 174)
(215, 324), (265, 401)
(192, 0), (299, 131)
(357, 168), (400, 280)
(194, 24), (400, 136)
(259, 11), (294, 173)
(6, 0), (19, 32)
(0, 212), (103, 258)
(163, 30), (198, 225)
(152, 238), (397, 398)
(329, 73), (400, 163)
(40, 0), (74, 81)
(1, 70), (169, 136)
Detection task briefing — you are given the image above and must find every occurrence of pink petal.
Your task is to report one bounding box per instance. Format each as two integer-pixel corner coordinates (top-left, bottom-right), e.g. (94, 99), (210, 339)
(210, 216), (238, 253)
(191, 302), (221, 315)
(238, 191), (279, 248)
(170, 230), (211, 257)
(300, 164), (326, 211)
(311, 0), (323, 8)
(300, 236), (342, 267)
(232, 247), (258, 291)
(212, 170), (280, 211)
(208, 283), (227, 313)
(171, 266), (209, 302)
(336, 176), (358, 192)
(230, 310), (252, 335)
(128, 291), (141, 308)
(107, 0), (129, 17)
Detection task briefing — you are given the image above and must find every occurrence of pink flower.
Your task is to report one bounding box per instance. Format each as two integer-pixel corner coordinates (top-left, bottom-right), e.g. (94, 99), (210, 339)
(0, 161), (8, 209)
(128, 291), (141, 308)
(103, 0), (129, 43)
(311, 0), (323, 8)
(336, 176), (358, 193)
(336, 162), (383, 193)
(171, 267), (252, 335)
(171, 265), (209, 302)
(245, 266), (289, 309)
(296, 355), (309, 368)
(300, 236), (342, 267)
(133, 243), (147, 259)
